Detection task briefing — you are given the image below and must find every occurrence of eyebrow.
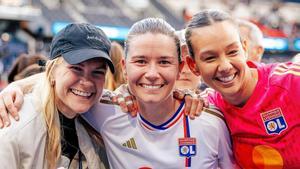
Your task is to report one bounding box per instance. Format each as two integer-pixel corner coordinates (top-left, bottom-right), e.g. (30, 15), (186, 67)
(225, 42), (240, 50)
(131, 55), (146, 59)
(131, 55), (175, 59)
(198, 42), (240, 57)
(75, 62), (107, 69)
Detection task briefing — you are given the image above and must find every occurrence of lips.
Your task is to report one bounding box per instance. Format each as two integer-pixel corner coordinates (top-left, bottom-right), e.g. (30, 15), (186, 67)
(178, 78), (190, 81)
(140, 84), (164, 89)
(215, 73), (237, 84)
(71, 88), (93, 97)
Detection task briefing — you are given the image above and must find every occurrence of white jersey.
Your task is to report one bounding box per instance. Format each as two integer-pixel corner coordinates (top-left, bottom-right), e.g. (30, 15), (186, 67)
(84, 101), (235, 169)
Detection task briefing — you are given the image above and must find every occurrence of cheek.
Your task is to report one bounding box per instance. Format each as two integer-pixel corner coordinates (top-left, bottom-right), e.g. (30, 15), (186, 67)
(96, 79), (105, 92)
(125, 66), (140, 81)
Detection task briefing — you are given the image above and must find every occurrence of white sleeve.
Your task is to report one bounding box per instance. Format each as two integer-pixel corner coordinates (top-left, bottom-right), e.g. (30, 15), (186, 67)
(82, 102), (121, 133)
(216, 115), (236, 169)
(0, 132), (19, 169)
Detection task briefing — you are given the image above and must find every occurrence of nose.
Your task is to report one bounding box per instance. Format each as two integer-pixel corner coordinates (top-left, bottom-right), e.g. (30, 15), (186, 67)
(144, 63), (159, 81)
(79, 78), (93, 86)
(217, 57), (233, 74)
(181, 63), (190, 74)
(79, 72), (94, 86)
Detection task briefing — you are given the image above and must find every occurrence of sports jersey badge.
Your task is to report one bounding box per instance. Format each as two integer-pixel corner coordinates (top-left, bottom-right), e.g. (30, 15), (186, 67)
(260, 108), (288, 135)
(178, 137), (197, 157)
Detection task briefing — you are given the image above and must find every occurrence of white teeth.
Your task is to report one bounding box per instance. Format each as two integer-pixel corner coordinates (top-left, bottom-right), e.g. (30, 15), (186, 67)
(142, 84), (161, 89)
(71, 89), (92, 97)
(218, 75), (235, 83)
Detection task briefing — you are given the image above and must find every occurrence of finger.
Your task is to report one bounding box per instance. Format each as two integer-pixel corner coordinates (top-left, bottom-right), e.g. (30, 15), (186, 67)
(0, 99), (10, 127)
(130, 97), (138, 117)
(194, 97), (205, 116)
(111, 96), (118, 104)
(0, 107), (10, 127)
(189, 99), (199, 119)
(203, 99), (209, 108)
(195, 100), (203, 116)
(13, 90), (24, 114)
(184, 96), (192, 115)
(124, 95), (135, 114)
(173, 89), (185, 100)
(0, 118), (3, 128)
(3, 94), (19, 121)
(116, 95), (128, 112)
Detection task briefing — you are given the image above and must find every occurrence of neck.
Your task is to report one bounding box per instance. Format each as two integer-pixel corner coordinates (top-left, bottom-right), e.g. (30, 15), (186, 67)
(57, 105), (77, 119)
(224, 68), (258, 107)
(138, 96), (178, 126)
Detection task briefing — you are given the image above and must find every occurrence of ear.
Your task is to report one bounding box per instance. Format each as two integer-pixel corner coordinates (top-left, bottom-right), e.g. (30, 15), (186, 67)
(241, 39), (248, 58)
(50, 77), (55, 87)
(186, 57), (201, 76)
(121, 58), (127, 79)
(257, 46), (264, 57)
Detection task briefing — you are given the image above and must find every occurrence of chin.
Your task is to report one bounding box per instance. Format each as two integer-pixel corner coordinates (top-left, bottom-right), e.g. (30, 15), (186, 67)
(72, 106), (91, 114)
(140, 98), (160, 104)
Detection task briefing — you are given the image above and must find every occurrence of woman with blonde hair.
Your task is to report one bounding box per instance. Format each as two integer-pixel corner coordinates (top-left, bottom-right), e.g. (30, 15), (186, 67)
(0, 23), (113, 169)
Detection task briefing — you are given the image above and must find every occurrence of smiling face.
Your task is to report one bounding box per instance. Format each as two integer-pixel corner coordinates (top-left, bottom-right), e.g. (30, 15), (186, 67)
(188, 21), (252, 98)
(124, 32), (180, 105)
(53, 58), (107, 118)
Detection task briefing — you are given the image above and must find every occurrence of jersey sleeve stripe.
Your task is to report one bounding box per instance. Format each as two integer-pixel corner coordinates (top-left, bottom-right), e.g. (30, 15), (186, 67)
(272, 69), (300, 76)
(203, 107), (225, 122)
(272, 63), (300, 77)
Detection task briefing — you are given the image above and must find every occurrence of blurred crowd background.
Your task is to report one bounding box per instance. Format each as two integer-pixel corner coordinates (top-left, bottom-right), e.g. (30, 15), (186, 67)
(0, 0), (300, 90)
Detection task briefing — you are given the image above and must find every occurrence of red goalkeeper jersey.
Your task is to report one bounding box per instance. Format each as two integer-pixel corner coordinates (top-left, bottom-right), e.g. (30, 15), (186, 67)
(208, 61), (300, 169)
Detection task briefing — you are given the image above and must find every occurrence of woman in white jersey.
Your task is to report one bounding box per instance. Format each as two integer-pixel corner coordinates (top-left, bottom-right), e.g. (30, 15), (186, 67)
(83, 18), (236, 168)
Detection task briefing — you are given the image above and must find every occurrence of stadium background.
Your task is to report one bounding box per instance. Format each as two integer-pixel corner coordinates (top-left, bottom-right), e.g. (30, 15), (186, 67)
(0, 0), (300, 89)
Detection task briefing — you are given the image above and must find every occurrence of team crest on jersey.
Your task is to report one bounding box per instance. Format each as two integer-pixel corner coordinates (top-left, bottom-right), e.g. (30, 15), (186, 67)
(260, 108), (288, 135)
(178, 137), (196, 157)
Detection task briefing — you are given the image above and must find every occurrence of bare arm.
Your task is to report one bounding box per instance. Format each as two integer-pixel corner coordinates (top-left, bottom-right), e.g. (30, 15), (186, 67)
(0, 73), (42, 128)
(108, 84), (207, 119)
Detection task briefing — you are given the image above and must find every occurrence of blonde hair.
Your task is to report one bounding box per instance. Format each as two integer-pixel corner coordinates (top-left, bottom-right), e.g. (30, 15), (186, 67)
(33, 57), (62, 168)
(104, 42), (126, 90)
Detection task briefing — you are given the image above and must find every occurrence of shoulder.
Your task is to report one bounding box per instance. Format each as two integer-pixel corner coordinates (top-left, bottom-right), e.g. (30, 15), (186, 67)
(82, 102), (127, 132)
(0, 93), (46, 138)
(267, 62), (300, 90)
(270, 62), (300, 80)
(193, 106), (227, 132)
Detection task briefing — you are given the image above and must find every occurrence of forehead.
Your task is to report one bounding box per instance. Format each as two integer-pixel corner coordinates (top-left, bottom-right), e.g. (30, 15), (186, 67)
(60, 57), (107, 68)
(127, 32), (177, 58)
(190, 21), (241, 52)
(239, 25), (251, 40)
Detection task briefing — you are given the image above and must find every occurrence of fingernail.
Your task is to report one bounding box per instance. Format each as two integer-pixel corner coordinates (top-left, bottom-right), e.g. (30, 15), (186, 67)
(14, 116), (19, 121)
(5, 122), (10, 127)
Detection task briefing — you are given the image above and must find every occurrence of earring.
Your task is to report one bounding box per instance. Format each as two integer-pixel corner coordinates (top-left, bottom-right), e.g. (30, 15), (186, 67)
(50, 79), (55, 86)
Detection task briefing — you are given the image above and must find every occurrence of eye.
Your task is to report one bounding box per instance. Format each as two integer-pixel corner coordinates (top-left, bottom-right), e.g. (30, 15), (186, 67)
(203, 56), (216, 62)
(70, 66), (82, 72)
(135, 59), (147, 64)
(227, 50), (239, 56)
(93, 69), (106, 76)
(159, 60), (171, 65)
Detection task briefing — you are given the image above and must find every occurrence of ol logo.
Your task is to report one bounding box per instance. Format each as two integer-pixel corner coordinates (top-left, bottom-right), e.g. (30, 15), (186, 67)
(178, 137), (196, 157)
(260, 108), (287, 135)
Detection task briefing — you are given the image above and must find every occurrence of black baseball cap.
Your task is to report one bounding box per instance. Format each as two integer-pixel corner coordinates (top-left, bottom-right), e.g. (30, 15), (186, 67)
(50, 23), (115, 73)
